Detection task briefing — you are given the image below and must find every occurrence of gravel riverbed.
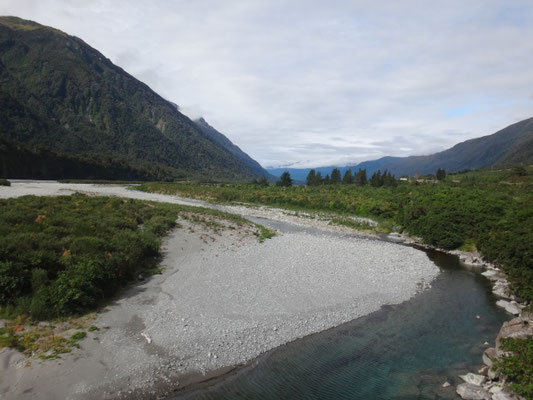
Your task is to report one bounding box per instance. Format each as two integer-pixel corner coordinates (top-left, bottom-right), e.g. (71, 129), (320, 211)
(0, 182), (440, 399)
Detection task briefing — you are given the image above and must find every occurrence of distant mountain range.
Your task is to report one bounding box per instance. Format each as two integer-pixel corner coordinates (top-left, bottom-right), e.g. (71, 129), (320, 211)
(267, 116), (533, 180)
(0, 16), (270, 182)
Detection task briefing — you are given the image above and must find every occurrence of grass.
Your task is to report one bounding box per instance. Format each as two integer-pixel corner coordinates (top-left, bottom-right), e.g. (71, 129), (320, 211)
(0, 178), (10, 186)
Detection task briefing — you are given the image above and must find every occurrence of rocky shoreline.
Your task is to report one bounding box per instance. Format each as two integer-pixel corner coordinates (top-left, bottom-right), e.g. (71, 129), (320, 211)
(387, 232), (531, 400)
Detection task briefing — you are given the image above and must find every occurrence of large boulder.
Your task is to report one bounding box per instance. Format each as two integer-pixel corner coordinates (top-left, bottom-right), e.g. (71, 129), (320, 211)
(496, 316), (533, 350)
(496, 300), (522, 316)
(482, 270), (506, 282)
(483, 347), (497, 367)
(456, 383), (492, 400)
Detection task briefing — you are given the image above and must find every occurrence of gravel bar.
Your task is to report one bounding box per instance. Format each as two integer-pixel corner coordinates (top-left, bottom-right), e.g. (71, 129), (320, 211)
(0, 181), (440, 399)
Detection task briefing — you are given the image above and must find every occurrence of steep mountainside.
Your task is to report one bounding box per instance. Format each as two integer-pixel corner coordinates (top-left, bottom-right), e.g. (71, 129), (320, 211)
(0, 16), (269, 181)
(194, 118), (275, 180)
(267, 116), (533, 178)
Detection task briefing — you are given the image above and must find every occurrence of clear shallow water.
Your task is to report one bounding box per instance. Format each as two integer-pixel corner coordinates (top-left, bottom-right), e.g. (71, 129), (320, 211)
(176, 247), (509, 400)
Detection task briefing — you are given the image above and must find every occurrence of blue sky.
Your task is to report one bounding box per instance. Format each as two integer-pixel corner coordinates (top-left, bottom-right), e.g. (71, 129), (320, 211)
(2, 0), (533, 168)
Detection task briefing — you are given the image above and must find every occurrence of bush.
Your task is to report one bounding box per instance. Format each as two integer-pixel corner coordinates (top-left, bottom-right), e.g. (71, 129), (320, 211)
(494, 337), (533, 399)
(0, 178), (10, 186)
(0, 194), (181, 318)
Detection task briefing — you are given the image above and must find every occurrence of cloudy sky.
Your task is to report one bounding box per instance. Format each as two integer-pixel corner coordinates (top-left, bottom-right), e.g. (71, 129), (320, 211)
(2, 1), (533, 168)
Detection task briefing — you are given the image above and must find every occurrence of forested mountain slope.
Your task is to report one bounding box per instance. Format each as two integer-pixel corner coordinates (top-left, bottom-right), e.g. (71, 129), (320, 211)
(0, 16), (268, 182)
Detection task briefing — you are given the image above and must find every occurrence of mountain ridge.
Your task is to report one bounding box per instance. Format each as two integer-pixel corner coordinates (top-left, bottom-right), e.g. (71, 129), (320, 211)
(267, 116), (533, 180)
(0, 16), (269, 182)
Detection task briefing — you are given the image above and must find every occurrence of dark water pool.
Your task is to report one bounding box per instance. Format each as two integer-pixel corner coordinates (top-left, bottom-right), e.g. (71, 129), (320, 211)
(175, 245), (508, 400)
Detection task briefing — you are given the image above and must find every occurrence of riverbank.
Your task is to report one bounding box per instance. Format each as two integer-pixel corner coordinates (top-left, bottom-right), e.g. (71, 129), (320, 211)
(387, 233), (531, 400)
(0, 182), (440, 399)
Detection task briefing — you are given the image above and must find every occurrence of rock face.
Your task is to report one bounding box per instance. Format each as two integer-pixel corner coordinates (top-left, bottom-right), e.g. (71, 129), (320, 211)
(456, 383), (492, 400)
(496, 315), (533, 349)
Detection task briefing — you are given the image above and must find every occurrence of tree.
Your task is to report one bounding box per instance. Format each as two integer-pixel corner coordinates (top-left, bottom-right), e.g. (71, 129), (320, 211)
(342, 169), (353, 185)
(383, 170), (397, 187)
(256, 176), (269, 186)
(277, 171), (293, 187)
(355, 169), (367, 186)
(370, 170), (383, 187)
(323, 174), (331, 185)
(315, 171), (323, 185)
(306, 169), (316, 186)
(436, 168), (446, 181)
(331, 168), (341, 184)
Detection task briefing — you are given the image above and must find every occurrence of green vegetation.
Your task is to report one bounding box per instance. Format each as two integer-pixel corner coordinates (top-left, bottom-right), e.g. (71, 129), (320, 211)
(0, 194), (274, 321)
(138, 165), (533, 303)
(306, 168), (368, 186)
(0, 178), (10, 186)
(494, 337), (533, 399)
(0, 194), (181, 319)
(0, 313), (96, 359)
(277, 171), (293, 187)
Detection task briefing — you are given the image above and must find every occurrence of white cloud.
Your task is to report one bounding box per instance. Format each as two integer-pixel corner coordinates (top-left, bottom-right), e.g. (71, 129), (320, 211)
(2, 0), (533, 167)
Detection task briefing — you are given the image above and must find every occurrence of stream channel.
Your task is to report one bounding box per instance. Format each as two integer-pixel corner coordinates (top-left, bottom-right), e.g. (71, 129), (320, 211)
(175, 219), (509, 400)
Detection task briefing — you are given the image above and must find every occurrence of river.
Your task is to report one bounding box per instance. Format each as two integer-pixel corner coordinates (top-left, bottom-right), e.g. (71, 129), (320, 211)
(175, 226), (509, 400)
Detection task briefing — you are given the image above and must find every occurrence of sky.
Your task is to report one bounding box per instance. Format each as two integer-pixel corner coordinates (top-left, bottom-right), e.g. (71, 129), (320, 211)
(1, 1), (533, 168)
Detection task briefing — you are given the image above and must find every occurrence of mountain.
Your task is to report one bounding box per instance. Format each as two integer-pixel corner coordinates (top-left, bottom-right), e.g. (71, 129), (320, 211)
(193, 118), (276, 180)
(0, 16), (269, 182)
(267, 116), (533, 179)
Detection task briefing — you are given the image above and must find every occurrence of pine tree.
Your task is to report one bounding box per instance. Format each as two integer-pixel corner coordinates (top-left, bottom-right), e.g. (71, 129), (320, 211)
(370, 170), (383, 187)
(306, 169), (316, 186)
(355, 169), (367, 186)
(436, 168), (446, 181)
(331, 168), (341, 184)
(324, 174), (331, 185)
(342, 169), (353, 185)
(315, 171), (323, 185)
(277, 171), (293, 187)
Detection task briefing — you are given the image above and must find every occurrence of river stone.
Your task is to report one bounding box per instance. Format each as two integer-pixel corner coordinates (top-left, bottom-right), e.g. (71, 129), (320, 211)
(459, 373), (486, 386)
(495, 300), (521, 315)
(492, 391), (516, 400)
(456, 383), (491, 400)
(496, 316), (533, 350)
(488, 384), (503, 394)
(483, 348), (496, 367)
(487, 366), (499, 380)
(481, 270), (506, 281)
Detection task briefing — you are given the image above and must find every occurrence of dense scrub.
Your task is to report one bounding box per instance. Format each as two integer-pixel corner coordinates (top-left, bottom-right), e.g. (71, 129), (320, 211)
(0, 194), (182, 319)
(138, 166), (533, 303)
(494, 337), (533, 399)
(0, 178), (10, 186)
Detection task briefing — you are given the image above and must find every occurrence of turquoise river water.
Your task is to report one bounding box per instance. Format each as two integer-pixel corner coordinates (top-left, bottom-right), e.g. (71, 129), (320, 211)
(174, 227), (509, 400)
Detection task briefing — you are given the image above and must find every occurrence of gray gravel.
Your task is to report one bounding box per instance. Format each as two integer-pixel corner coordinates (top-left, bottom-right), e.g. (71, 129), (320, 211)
(0, 181), (440, 399)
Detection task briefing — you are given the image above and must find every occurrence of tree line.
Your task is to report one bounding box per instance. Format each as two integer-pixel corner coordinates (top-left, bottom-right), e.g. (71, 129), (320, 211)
(305, 168), (396, 187)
